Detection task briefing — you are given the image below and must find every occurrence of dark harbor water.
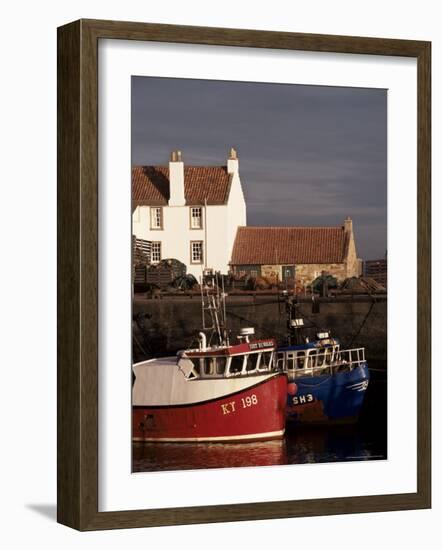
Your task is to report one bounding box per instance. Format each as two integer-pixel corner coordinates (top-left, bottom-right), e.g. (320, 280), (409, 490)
(132, 374), (387, 473)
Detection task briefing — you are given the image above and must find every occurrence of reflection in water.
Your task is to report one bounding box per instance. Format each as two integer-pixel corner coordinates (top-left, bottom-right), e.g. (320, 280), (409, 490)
(132, 378), (387, 473)
(284, 424), (386, 464)
(132, 424), (386, 473)
(133, 439), (288, 472)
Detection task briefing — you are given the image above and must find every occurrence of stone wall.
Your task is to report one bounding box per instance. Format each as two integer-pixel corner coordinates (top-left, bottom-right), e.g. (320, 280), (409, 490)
(233, 260), (360, 285)
(133, 295), (387, 367)
(295, 262), (347, 284)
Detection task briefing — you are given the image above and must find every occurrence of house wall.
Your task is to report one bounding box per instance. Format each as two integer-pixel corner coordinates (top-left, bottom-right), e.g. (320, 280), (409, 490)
(261, 265), (283, 280)
(293, 258), (361, 284)
(295, 263), (347, 284)
(232, 262), (357, 285)
(232, 265), (262, 277)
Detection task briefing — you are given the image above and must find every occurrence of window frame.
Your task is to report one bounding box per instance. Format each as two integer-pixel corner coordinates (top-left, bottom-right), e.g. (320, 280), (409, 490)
(150, 206), (163, 230)
(150, 241), (162, 264)
(189, 206), (203, 230)
(190, 240), (204, 264)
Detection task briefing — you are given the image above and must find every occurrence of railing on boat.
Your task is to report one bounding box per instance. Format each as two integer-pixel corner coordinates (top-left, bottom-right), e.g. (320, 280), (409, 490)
(278, 347), (366, 378)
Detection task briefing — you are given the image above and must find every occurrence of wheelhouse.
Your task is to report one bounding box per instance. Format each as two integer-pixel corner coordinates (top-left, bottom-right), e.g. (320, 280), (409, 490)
(178, 346), (276, 380)
(277, 344), (366, 377)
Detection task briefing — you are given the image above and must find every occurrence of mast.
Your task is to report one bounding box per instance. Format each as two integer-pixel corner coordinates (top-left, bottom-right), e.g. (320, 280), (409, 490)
(221, 274), (229, 346)
(200, 271), (229, 347)
(285, 294), (304, 346)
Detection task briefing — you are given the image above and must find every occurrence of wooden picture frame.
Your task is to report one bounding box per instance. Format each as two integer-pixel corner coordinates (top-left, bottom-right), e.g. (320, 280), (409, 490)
(57, 19), (431, 531)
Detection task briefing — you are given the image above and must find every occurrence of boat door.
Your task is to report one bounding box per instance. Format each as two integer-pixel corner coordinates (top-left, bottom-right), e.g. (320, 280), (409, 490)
(282, 265), (295, 287)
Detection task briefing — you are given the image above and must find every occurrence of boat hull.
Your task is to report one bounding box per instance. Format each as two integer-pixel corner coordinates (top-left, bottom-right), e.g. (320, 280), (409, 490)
(133, 373), (287, 443)
(286, 363), (370, 425)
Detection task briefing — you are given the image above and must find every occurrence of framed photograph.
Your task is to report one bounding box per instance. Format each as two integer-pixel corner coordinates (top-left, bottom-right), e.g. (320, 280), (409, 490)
(57, 19), (431, 530)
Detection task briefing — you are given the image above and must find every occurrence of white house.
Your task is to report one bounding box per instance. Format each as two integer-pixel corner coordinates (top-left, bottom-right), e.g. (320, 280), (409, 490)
(132, 148), (247, 277)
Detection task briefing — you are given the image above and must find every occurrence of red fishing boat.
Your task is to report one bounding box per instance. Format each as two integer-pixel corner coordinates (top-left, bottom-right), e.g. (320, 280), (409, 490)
(132, 274), (288, 443)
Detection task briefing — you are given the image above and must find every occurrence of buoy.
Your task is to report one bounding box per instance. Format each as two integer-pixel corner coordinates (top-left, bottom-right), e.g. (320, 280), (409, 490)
(287, 382), (298, 395)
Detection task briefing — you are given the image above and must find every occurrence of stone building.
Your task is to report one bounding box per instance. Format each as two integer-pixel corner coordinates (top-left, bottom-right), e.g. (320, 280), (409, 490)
(132, 148), (246, 277)
(230, 217), (361, 285)
(364, 258), (387, 287)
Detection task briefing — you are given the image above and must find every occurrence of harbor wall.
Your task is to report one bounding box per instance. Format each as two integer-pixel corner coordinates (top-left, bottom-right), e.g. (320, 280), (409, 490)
(132, 295), (387, 367)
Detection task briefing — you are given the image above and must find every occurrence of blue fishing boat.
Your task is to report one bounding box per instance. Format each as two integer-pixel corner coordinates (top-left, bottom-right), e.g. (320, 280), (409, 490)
(277, 295), (370, 425)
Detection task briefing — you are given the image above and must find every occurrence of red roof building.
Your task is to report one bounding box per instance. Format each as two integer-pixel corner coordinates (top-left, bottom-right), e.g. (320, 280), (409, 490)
(230, 218), (361, 285)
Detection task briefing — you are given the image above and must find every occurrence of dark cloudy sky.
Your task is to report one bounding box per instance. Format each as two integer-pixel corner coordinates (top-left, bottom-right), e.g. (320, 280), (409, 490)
(132, 76), (387, 260)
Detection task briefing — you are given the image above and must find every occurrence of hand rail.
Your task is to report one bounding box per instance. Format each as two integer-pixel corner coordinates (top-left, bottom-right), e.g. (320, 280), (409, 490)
(286, 347), (366, 377)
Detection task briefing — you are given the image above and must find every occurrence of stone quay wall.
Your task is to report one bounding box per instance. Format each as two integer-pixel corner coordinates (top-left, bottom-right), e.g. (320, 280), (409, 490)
(132, 294), (387, 367)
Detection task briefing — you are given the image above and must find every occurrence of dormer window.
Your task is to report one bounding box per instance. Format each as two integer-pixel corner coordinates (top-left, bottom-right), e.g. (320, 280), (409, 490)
(190, 206), (203, 229)
(150, 207), (163, 230)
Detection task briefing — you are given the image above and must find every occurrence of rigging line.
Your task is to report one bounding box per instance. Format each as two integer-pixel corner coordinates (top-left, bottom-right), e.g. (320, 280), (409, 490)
(225, 310), (288, 339)
(225, 310), (253, 323)
(294, 304), (321, 330)
(132, 330), (150, 358)
(345, 298), (376, 349)
(183, 336), (200, 352)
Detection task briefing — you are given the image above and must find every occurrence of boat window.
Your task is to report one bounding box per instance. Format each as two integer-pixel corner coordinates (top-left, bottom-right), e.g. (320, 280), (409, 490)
(276, 352), (285, 370)
(317, 348), (326, 367)
(178, 357), (199, 379)
(325, 347), (333, 365)
(230, 354), (244, 374)
(216, 356), (227, 375)
(296, 351), (305, 369)
(286, 352), (295, 371)
(307, 349), (318, 369)
(191, 360), (199, 376)
(245, 353), (259, 372)
(203, 357), (216, 375)
(260, 351), (272, 370)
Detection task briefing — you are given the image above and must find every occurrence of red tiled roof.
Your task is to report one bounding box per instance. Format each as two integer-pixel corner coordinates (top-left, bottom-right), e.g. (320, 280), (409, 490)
(132, 166), (232, 206)
(231, 226), (350, 265)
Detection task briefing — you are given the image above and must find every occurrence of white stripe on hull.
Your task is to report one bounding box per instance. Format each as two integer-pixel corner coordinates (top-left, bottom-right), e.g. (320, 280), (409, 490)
(133, 357), (280, 407)
(132, 429), (285, 443)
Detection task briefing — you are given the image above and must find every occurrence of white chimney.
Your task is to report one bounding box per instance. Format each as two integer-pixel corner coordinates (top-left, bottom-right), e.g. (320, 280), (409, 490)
(227, 147), (239, 174)
(168, 150), (185, 206)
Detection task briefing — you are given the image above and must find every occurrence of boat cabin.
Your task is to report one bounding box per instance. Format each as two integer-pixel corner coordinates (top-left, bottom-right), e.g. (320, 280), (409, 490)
(277, 341), (366, 377)
(178, 342), (276, 380)
(277, 343), (340, 375)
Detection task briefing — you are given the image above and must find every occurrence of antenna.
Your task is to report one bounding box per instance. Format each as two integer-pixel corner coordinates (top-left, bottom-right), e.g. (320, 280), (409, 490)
(221, 274), (229, 346)
(285, 294), (305, 346)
